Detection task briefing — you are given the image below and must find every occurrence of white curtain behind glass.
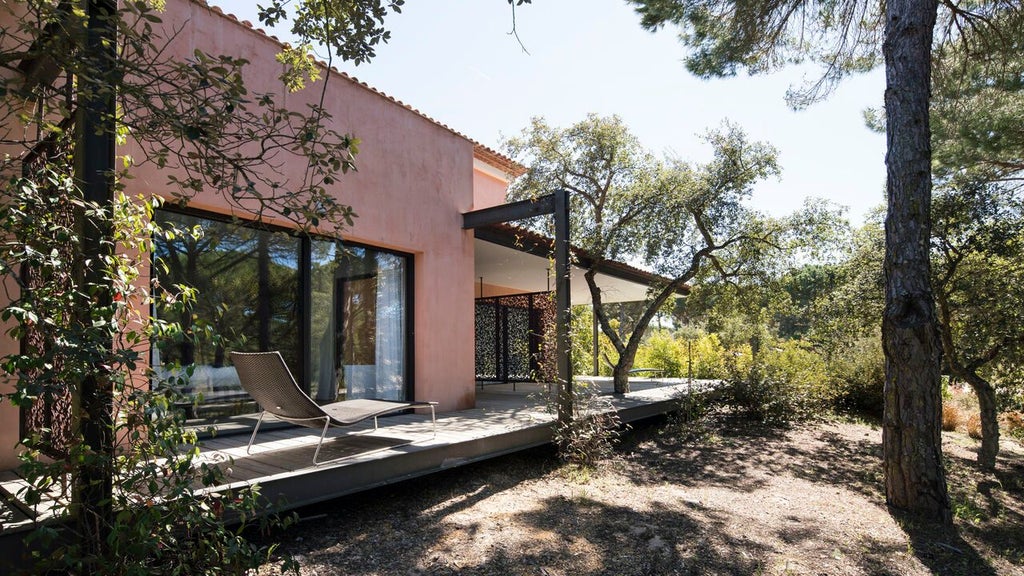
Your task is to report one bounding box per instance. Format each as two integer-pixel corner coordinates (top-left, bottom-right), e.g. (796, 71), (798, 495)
(311, 241), (339, 402)
(374, 255), (405, 400)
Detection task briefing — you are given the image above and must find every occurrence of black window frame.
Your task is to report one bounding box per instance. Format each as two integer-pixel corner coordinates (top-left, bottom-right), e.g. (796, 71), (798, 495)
(151, 205), (416, 404)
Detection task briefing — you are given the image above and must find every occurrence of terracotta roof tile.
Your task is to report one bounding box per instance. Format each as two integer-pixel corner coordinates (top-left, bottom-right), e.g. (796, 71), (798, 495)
(201, 0), (525, 177)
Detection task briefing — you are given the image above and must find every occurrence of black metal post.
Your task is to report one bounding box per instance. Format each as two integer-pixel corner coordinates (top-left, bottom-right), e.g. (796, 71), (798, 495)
(688, 340), (693, 383)
(75, 0), (117, 558)
(554, 189), (573, 426)
(300, 236), (313, 395)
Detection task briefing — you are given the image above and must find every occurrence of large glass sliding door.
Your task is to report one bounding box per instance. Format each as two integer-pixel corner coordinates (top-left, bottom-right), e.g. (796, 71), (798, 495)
(153, 209), (411, 427)
(309, 240), (409, 402)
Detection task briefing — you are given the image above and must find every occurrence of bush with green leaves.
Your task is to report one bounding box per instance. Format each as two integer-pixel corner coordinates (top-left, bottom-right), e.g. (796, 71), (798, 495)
(825, 335), (886, 416)
(660, 385), (718, 443)
(632, 328), (732, 380)
(634, 330), (684, 377)
(551, 380), (625, 468)
(1, 171), (296, 575)
(722, 338), (831, 424)
(23, 380), (298, 575)
(688, 332), (730, 379)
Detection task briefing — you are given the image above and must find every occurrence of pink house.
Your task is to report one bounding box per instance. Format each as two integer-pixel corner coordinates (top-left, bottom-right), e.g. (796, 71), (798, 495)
(0, 0), (666, 471)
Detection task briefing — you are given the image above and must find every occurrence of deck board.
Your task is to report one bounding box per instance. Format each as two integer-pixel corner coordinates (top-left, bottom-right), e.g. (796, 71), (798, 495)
(0, 378), (713, 538)
(194, 378), (702, 510)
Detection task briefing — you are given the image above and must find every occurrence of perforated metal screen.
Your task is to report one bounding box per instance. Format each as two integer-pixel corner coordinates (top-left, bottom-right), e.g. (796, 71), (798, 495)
(474, 292), (556, 383)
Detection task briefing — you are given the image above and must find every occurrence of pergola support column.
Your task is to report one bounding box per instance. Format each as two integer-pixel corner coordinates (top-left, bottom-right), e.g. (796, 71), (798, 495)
(553, 189), (573, 425)
(463, 191), (574, 427)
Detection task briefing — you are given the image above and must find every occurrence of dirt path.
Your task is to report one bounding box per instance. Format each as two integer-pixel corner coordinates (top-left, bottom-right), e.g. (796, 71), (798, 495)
(258, 417), (1024, 576)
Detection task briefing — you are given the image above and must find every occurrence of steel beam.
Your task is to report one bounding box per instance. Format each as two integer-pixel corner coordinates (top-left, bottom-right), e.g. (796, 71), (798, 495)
(462, 194), (556, 229)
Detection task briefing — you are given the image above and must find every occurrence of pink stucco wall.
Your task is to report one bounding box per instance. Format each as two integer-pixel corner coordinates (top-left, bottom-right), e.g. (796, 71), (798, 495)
(472, 165), (512, 211)
(0, 277), (20, 470)
(479, 282), (530, 298)
(0, 0), (33, 470)
(0, 0), (511, 467)
(131, 0), (481, 412)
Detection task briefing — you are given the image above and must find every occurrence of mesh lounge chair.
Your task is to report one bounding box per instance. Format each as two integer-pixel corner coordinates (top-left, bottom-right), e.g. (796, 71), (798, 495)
(231, 351), (436, 465)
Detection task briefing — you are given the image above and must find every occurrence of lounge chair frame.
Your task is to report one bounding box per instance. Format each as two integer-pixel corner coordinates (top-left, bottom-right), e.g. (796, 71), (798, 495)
(231, 351), (436, 465)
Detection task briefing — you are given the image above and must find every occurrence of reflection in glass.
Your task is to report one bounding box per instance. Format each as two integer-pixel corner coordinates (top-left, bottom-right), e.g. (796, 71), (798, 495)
(309, 241), (407, 402)
(152, 210), (410, 427)
(152, 211), (300, 422)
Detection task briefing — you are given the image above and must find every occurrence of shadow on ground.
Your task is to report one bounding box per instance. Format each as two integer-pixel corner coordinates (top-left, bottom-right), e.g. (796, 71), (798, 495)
(258, 416), (1024, 576)
(620, 414), (886, 501)
(895, 439), (1024, 576)
(637, 414), (1024, 576)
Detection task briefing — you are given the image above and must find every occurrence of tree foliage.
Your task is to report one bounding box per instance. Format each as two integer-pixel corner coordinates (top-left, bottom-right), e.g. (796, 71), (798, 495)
(0, 0), (384, 228)
(630, 0), (884, 107)
(931, 7), (1024, 187)
(258, 0), (404, 90)
(0, 0), (402, 570)
(504, 114), (838, 394)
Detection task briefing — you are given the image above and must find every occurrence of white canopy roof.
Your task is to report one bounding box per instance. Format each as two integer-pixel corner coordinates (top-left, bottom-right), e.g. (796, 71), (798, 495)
(474, 237), (682, 305)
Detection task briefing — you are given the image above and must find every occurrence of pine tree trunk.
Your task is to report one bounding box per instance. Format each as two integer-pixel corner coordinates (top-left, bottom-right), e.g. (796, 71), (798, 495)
(881, 0), (952, 523)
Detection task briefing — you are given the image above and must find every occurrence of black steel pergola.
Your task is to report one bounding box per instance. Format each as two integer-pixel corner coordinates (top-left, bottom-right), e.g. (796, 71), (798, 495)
(462, 191), (573, 425)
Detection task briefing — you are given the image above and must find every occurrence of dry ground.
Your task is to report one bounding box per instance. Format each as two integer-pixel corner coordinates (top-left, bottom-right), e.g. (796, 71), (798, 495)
(257, 415), (1024, 576)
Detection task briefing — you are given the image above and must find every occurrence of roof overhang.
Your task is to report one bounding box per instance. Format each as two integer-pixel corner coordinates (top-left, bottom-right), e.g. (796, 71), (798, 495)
(473, 224), (689, 305)
(473, 144), (527, 179)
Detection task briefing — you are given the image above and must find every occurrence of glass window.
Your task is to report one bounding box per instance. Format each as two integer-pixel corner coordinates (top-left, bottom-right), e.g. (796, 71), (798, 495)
(151, 209), (412, 429)
(309, 240), (408, 402)
(152, 210), (301, 424)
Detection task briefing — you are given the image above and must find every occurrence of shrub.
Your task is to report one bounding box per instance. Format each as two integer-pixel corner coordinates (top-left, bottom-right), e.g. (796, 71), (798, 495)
(632, 329), (732, 381)
(662, 387), (715, 442)
(942, 403), (964, 432)
(967, 413), (984, 439)
(569, 306), (619, 377)
(723, 364), (800, 425)
(690, 333), (730, 379)
(826, 336), (885, 416)
(989, 363), (1024, 413)
(948, 384), (980, 415)
(722, 339), (831, 424)
(19, 371), (299, 576)
(770, 340), (832, 403)
(635, 330), (683, 377)
(552, 380), (625, 468)
(1000, 411), (1024, 442)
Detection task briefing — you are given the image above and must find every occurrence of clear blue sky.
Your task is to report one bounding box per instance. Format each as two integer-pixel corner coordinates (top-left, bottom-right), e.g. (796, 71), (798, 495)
(216, 0), (887, 226)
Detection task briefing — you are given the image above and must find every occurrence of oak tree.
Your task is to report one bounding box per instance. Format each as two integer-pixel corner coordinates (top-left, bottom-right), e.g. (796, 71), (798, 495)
(627, 0), (1022, 522)
(505, 114), (805, 394)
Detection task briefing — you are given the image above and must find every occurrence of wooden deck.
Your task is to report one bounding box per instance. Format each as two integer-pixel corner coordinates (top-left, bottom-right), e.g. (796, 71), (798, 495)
(192, 378), (710, 511)
(0, 378), (713, 542)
